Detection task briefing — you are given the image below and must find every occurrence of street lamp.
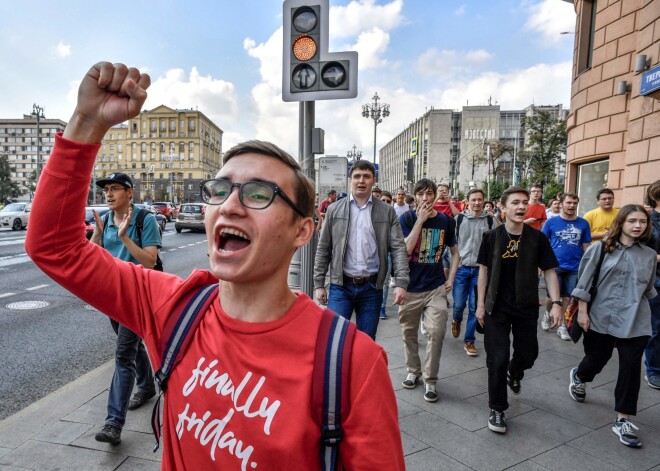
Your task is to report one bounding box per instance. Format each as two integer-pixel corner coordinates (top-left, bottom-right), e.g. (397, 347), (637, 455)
(361, 92), (390, 166)
(347, 144), (362, 163)
(451, 138), (486, 195)
(168, 149), (178, 204)
(31, 103), (45, 185)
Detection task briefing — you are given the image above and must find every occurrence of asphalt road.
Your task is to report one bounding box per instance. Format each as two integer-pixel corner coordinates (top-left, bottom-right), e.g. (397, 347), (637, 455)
(0, 224), (210, 420)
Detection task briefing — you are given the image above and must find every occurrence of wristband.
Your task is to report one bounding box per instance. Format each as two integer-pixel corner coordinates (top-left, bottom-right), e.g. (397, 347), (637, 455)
(552, 300), (562, 307)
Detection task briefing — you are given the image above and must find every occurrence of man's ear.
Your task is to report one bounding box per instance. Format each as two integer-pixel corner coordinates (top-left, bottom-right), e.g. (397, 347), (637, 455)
(293, 216), (315, 249)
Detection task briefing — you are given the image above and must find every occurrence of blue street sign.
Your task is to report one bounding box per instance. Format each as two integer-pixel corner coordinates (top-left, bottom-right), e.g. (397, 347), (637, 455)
(640, 64), (660, 96)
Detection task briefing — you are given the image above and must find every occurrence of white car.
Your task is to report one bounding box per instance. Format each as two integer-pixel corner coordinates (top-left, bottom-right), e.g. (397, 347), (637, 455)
(0, 202), (31, 231)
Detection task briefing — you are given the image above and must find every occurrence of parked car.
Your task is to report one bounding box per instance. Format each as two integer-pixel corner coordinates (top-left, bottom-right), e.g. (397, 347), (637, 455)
(84, 206), (110, 239)
(1, 202), (31, 231)
(175, 203), (206, 233)
(135, 204), (167, 233)
(152, 202), (178, 222)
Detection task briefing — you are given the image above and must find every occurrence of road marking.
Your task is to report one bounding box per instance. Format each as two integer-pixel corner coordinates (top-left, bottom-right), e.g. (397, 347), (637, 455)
(0, 239), (26, 247)
(0, 292), (16, 299)
(0, 254), (31, 268)
(26, 284), (49, 291)
(168, 248), (176, 252)
(177, 246), (186, 249)
(187, 243), (195, 247)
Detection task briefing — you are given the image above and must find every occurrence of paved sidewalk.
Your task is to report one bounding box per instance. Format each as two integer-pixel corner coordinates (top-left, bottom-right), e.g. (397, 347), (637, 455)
(1, 298), (659, 470)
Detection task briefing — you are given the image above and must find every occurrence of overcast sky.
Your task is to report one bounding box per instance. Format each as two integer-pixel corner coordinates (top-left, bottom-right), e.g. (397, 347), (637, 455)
(0, 0), (576, 160)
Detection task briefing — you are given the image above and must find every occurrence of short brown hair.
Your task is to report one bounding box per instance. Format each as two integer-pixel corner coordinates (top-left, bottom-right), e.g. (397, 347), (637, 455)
(350, 159), (376, 177)
(645, 180), (660, 209)
(560, 192), (579, 203)
(500, 186), (530, 205)
(222, 140), (315, 219)
(466, 188), (485, 200)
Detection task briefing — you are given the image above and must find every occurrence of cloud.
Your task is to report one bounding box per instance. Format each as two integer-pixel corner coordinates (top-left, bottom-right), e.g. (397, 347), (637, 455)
(524, 0), (576, 44)
(454, 4), (467, 15)
(329, 0), (405, 38)
(416, 48), (494, 79)
(54, 41), (71, 58)
(347, 27), (391, 70)
(438, 61), (572, 110)
(144, 67), (240, 131)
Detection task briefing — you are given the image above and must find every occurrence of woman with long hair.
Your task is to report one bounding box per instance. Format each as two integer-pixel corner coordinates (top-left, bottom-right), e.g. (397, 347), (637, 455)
(568, 204), (657, 448)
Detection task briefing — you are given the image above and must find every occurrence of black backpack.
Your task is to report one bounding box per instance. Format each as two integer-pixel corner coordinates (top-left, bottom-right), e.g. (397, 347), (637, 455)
(102, 208), (163, 271)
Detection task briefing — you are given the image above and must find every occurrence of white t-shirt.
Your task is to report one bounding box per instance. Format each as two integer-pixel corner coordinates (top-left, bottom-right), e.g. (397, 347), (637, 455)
(394, 203), (409, 217)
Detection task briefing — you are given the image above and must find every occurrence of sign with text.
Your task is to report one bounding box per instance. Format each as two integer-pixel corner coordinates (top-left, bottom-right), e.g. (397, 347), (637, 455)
(640, 64), (660, 97)
(318, 156), (348, 198)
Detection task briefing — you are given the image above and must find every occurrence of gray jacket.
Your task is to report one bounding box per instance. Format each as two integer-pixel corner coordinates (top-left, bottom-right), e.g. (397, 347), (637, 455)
(455, 210), (495, 267)
(314, 196), (410, 289)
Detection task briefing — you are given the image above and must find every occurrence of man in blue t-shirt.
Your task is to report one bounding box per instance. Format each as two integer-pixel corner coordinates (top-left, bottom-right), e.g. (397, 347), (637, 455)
(90, 173), (162, 445)
(398, 178), (459, 403)
(541, 192), (591, 340)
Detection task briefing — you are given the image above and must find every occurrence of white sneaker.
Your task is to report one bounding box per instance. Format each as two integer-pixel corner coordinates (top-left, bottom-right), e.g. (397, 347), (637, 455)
(541, 311), (551, 331)
(389, 277), (396, 288)
(557, 325), (571, 341)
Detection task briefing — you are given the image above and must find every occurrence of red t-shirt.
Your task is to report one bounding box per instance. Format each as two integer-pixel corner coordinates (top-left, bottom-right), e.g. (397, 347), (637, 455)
(319, 198), (332, 214)
(525, 202), (547, 230)
(25, 135), (405, 471)
(433, 200), (455, 216)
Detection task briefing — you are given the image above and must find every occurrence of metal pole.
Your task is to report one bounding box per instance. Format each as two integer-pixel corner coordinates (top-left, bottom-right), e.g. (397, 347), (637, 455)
(300, 101), (315, 297)
(512, 124), (518, 186)
(35, 111), (41, 185)
(288, 102), (306, 292)
(487, 144), (491, 201)
(373, 119), (377, 167)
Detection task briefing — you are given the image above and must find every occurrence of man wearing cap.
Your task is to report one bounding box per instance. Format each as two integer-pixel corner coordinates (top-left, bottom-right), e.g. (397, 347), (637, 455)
(90, 172), (162, 445)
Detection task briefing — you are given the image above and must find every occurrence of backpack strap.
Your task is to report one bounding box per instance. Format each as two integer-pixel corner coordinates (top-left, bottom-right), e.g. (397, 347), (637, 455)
(150, 283), (219, 452)
(134, 207), (147, 243)
(456, 213), (465, 240)
(487, 214), (494, 229)
(312, 309), (356, 471)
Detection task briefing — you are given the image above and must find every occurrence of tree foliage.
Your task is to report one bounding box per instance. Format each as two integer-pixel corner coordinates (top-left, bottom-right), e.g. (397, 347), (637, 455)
(518, 111), (567, 184)
(0, 155), (22, 203)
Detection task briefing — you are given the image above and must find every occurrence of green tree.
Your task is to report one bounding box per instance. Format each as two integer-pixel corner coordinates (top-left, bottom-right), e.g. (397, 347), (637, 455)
(476, 140), (514, 182)
(519, 111), (567, 184)
(0, 155), (22, 203)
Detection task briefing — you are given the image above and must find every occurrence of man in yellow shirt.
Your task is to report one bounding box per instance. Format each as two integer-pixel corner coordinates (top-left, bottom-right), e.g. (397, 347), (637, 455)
(583, 188), (619, 242)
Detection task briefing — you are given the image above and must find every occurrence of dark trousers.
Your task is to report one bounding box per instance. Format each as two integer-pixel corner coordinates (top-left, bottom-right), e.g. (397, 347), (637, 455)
(484, 310), (539, 412)
(645, 295), (660, 376)
(576, 329), (649, 415)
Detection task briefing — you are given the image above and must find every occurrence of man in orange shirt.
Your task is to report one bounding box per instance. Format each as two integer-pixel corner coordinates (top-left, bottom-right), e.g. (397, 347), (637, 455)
(524, 183), (547, 230)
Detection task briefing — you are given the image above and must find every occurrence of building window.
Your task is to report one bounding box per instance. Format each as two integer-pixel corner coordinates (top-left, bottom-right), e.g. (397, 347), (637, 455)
(575, 158), (609, 216)
(577, 0), (597, 74)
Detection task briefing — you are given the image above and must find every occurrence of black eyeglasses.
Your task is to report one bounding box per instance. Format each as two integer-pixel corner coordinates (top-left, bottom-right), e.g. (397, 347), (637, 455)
(200, 179), (306, 217)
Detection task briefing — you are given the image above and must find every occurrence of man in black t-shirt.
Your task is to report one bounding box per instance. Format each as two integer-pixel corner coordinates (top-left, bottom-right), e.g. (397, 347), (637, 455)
(476, 186), (563, 434)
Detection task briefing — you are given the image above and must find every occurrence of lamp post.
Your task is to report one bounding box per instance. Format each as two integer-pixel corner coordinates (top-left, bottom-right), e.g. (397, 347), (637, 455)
(361, 93), (390, 166)
(168, 149), (178, 203)
(31, 103), (45, 185)
(451, 138), (486, 195)
(347, 145), (362, 163)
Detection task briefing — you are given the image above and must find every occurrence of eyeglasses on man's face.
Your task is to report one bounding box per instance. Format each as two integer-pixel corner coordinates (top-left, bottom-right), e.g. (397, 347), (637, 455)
(102, 186), (127, 194)
(200, 179), (305, 217)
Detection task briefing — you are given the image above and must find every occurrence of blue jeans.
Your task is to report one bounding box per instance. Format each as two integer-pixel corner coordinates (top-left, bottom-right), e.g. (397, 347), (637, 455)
(329, 282), (383, 340)
(106, 320), (155, 429)
(645, 295), (660, 377)
(452, 266), (479, 343)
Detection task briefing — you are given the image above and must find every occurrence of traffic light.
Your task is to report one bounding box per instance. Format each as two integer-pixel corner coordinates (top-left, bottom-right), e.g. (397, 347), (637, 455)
(283, 0), (358, 102)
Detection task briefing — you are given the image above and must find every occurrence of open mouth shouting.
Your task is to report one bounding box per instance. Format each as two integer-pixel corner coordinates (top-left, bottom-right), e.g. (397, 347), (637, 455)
(217, 226), (251, 254)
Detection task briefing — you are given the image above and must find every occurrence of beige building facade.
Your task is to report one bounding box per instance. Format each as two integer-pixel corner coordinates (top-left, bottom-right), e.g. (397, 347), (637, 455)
(0, 116), (67, 200)
(94, 106), (223, 204)
(565, 0), (660, 215)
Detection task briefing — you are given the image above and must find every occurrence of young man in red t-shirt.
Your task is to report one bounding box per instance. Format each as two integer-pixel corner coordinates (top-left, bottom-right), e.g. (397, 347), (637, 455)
(433, 183), (461, 217)
(25, 62), (405, 470)
(524, 183), (547, 230)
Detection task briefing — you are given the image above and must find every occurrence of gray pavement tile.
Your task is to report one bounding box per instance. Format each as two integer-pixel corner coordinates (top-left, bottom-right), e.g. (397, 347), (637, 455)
(502, 409), (593, 443)
(437, 355), (481, 379)
(436, 376), (487, 399)
(465, 392), (536, 420)
(0, 449), (9, 460)
(400, 430), (430, 456)
(116, 457), (162, 470)
(0, 465), (34, 471)
(385, 351), (407, 370)
(71, 428), (162, 463)
(396, 397), (424, 419)
(453, 366), (489, 387)
(516, 369), (616, 429)
(399, 411), (526, 470)
(594, 379), (660, 411)
(61, 393), (108, 426)
(33, 420), (93, 445)
(636, 403), (660, 429)
(474, 414), (562, 460)
(530, 444), (624, 471)
(569, 422), (660, 470)
(389, 366), (410, 392)
(528, 357), (569, 375)
(506, 461), (552, 471)
(535, 348), (582, 367)
(404, 447), (473, 471)
(0, 440), (126, 471)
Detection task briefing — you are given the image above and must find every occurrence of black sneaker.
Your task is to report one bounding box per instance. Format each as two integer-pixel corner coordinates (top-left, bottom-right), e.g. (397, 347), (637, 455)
(507, 372), (521, 395)
(95, 424), (121, 445)
(612, 418), (642, 447)
(488, 409), (506, 433)
(423, 383), (439, 403)
(127, 389), (157, 410)
(569, 367), (586, 402)
(402, 373), (419, 389)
